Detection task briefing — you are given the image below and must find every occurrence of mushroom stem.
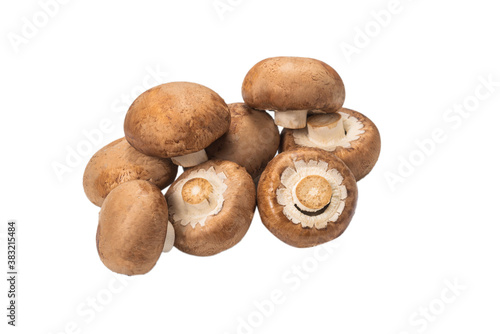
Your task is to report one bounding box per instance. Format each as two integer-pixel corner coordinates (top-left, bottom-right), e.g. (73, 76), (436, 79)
(306, 113), (345, 145)
(162, 221), (175, 253)
(293, 175), (333, 212)
(274, 110), (308, 129)
(180, 177), (216, 214)
(172, 149), (208, 167)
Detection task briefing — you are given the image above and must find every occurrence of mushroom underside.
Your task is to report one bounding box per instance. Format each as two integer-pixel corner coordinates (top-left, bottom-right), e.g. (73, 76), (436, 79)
(165, 160), (256, 256)
(276, 159), (348, 230)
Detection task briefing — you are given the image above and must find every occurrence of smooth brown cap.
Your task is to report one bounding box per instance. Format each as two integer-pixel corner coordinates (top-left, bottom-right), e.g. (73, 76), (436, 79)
(166, 160), (256, 256)
(206, 103), (280, 180)
(257, 148), (358, 248)
(242, 57), (345, 112)
(83, 138), (178, 207)
(97, 180), (168, 275)
(124, 82), (231, 158)
(281, 108), (381, 181)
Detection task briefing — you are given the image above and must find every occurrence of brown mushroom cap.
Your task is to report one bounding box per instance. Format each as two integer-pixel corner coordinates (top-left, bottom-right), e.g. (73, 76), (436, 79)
(83, 137), (178, 207)
(280, 108), (381, 181)
(206, 103), (280, 181)
(257, 148), (358, 248)
(97, 180), (168, 275)
(242, 57), (345, 113)
(165, 160), (256, 256)
(124, 82), (231, 158)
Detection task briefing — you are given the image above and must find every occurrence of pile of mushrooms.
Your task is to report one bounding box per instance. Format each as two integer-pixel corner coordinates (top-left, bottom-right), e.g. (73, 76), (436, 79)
(83, 57), (381, 275)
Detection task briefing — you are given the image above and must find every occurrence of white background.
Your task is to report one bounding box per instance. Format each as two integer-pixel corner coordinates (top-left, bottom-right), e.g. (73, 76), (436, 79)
(1, 0), (499, 333)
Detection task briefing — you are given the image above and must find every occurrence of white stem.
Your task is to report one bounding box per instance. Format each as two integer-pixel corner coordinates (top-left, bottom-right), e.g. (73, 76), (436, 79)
(306, 113), (345, 145)
(292, 175), (332, 212)
(274, 110), (308, 129)
(171, 149), (208, 167)
(162, 221), (175, 253)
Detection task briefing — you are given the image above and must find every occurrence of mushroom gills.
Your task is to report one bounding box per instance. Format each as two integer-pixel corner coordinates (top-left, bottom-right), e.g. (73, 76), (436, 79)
(171, 149), (208, 167)
(294, 202), (330, 216)
(162, 221), (175, 253)
(274, 110), (308, 129)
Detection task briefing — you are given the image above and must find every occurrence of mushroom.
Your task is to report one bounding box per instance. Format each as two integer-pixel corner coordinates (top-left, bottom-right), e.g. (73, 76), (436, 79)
(165, 160), (256, 256)
(96, 180), (173, 275)
(83, 137), (178, 207)
(162, 221), (175, 253)
(242, 57), (345, 129)
(281, 108), (381, 181)
(124, 82), (231, 167)
(206, 103), (280, 182)
(257, 148), (358, 248)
